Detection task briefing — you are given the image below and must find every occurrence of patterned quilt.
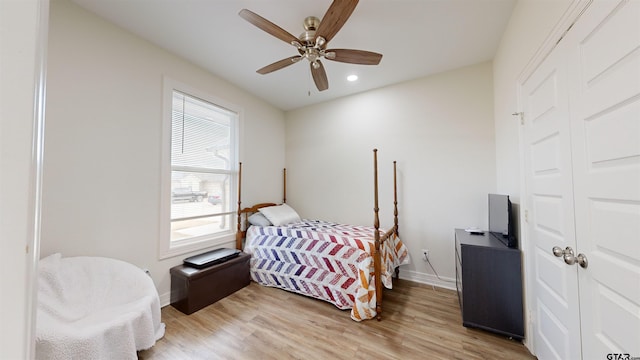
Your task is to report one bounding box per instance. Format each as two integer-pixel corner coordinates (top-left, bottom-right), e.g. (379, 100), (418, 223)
(244, 219), (409, 321)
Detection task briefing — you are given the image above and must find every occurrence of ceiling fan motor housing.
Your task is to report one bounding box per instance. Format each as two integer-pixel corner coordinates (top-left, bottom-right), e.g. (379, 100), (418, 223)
(299, 16), (320, 44)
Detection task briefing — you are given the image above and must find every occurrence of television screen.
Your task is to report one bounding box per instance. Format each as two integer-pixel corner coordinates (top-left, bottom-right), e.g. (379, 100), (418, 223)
(489, 193), (510, 237)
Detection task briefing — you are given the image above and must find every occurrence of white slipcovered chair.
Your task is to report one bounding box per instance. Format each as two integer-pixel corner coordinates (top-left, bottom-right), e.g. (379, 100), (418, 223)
(36, 253), (165, 360)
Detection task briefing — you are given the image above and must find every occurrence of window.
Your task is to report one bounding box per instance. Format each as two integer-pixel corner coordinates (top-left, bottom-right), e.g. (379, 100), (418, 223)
(160, 78), (239, 258)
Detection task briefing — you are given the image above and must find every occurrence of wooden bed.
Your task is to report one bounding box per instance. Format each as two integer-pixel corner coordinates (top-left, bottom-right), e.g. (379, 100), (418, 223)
(235, 149), (406, 321)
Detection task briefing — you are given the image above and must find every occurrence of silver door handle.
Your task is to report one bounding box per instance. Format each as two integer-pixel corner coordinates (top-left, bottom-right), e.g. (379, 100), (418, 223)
(552, 246), (588, 268)
(577, 253), (588, 268)
(563, 253), (576, 265)
(552, 246), (574, 257)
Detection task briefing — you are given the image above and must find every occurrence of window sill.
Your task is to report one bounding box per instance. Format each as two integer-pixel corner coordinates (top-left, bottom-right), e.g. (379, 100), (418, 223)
(159, 232), (236, 260)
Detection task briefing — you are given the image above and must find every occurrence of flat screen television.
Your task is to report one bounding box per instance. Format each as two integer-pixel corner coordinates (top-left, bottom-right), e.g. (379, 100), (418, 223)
(488, 193), (517, 248)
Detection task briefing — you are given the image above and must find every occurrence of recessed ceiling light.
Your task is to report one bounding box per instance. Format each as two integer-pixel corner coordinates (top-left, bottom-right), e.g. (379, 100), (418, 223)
(347, 74), (358, 82)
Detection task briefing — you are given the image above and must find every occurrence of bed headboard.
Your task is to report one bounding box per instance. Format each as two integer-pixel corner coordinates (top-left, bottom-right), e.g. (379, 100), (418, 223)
(236, 202), (275, 245)
(235, 162), (286, 250)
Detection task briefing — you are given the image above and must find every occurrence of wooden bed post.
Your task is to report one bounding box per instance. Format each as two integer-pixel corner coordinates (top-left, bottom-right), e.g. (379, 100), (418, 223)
(393, 161), (399, 237)
(393, 160), (400, 279)
(283, 168), (287, 204)
(236, 162), (243, 250)
(373, 149), (383, 320)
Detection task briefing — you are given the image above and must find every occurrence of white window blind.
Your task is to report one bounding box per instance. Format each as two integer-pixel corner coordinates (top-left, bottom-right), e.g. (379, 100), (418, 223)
(169, 91), (237, 243)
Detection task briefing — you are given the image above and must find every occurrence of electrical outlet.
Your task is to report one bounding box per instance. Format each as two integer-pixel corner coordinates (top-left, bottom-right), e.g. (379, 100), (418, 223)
(421, 249), (429, 262)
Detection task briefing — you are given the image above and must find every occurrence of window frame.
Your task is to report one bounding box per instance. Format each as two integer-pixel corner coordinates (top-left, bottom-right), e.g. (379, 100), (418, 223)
(159, 77), (241, 259)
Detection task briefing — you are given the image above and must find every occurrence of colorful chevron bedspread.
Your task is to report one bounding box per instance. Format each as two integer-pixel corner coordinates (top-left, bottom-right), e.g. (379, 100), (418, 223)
(244, 219), (409, 321)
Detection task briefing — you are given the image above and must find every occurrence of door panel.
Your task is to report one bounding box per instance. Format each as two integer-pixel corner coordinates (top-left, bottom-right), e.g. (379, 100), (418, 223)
(535, 300), (571, 360)
(592, 287), (640, 353)
(568, 0), (640, 357)
(584, 102), (639, 164)
(535, 246), (574, 311)
(523, 37), (582, 360)
(533, 196), (565, 234)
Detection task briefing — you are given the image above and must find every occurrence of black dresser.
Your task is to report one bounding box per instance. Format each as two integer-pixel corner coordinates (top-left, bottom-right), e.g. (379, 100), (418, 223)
(455, 228), (524, 340)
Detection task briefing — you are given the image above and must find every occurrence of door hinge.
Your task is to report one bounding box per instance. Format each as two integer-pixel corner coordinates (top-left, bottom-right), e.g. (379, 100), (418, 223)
(512, 112), (524, 125)
(525, 209), (529, 223)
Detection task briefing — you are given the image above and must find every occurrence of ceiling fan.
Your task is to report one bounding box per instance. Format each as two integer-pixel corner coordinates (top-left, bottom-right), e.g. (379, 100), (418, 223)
(239, 0), (383, 92)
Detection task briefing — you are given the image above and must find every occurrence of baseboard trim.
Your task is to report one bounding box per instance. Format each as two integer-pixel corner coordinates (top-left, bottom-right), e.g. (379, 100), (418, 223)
(160, 292), (171, 308)
(397, 269), (457, 291)
(160, 270), (458, 308)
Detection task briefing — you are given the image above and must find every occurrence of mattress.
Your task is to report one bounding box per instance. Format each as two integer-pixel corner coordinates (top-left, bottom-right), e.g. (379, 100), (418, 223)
(244, 219), (409, 321)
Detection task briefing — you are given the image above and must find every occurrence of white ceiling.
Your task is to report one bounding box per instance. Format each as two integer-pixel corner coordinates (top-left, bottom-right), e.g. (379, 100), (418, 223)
(71, 0), (516, 111)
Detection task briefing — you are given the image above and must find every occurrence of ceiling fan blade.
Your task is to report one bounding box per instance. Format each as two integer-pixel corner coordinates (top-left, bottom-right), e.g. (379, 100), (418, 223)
(325, 49), (382, 65)
(315, 0), (359, 44)
(239, 9), (299, 46)
(257, 56), (302, 74)
(311, 61), (329, 91)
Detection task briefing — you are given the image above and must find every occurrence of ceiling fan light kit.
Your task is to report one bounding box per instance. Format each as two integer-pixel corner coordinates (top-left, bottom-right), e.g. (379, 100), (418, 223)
(239, 0), (383, 92)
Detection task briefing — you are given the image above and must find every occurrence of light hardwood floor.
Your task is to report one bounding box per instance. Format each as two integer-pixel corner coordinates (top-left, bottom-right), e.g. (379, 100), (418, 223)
(138, 279), (535, 360)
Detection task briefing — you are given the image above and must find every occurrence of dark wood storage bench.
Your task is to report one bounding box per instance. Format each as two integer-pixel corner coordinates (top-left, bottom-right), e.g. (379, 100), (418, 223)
(170, 252), (250, 315)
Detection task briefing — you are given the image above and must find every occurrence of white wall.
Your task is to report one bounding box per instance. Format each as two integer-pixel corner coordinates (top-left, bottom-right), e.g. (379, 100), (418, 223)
(285, 62), (496, 286)
(493, 0), (573, 202)
(493, 0), (574, 351)
(0, 0), (47, 357)
(42, 0), (286, 305)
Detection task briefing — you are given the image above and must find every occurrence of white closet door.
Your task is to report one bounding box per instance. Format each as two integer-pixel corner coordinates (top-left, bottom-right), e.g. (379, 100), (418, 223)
(522, 36), (582, 360)
(568, 0), (640, 357)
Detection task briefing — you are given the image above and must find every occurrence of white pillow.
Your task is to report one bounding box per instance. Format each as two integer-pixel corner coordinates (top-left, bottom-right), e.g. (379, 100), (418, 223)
(258, 203), (301, 226)
(248, 212), (272, 226)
